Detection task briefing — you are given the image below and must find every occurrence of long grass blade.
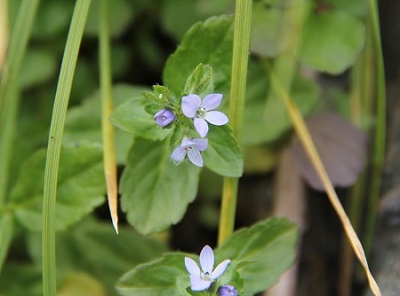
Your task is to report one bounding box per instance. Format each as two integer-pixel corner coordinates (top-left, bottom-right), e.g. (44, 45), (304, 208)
(42, 1), (91, 295)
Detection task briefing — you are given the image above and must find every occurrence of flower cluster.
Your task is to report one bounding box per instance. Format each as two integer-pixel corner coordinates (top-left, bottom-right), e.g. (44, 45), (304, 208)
(154, 93), (228, 167)
(184, 245), (231, 292)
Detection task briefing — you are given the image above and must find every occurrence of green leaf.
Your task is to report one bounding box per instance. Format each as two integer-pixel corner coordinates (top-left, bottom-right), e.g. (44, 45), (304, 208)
(324, 0), (368, 16)
(299, 10), (365, 74)
(216, 218), (298, 296)
(250, 1), (285, 57)
(184, 64), (214, 97)
(20, 49), (57, 88)
(58, 272), (107, 296)
(243, 73), (319, 144)
(27, 218), (167, 296)
(0, 263), (43, 296)
(163, 15), (234, 95)
(120, 138), (200, 235)
(203, 125), (243, 177)
(10, 144), (106, 232)
(116, 253), (188, 296)
(0, 214), (13, 272)
(64, 84), (148, 164)
(85, 0), (135, 37)
(111, 96), (174, 141)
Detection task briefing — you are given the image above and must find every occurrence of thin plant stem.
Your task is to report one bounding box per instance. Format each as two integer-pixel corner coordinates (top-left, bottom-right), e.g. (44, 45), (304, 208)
(0, 0), (40, 205)
(363, 0), (386, 257)
(218, 0), (252, 246)
(42, 1), (91, 295)
(99, 0), (118, 233)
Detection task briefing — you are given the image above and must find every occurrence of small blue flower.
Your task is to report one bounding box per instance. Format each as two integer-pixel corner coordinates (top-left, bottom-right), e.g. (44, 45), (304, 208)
(184, 245), (231, 291)
(154, 109), (175, 127)
(182, 94), (229, 137)
(218, 285), (238, 296)
(170, 137), (208, 167)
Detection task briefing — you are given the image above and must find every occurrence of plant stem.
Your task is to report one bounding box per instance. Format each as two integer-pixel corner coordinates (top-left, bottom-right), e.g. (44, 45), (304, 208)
(42, 1), (91, 295)
(218, 0), (252, 246)
(99, 0), (118, 233)
(0, 0), (40, 205)
(363, 0), (386, 258)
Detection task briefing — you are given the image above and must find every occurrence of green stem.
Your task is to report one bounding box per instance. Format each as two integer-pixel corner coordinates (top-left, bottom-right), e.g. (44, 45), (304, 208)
(218, 0), (252, 246)
(42, 1), (91, 295)
(363, 0), (386, 257)
(99, 0), (118, 233)
(0, 0), (40, 205)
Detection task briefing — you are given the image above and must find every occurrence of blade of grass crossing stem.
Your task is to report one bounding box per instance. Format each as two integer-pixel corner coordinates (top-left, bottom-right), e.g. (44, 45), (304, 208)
(0, 0), (40, 205)
(270, 74), (382, 296)
(42, 1), (91, 295)
(99, 0), (118, 234)
(363, 0), (386, 257)
(218, 0), (252, 246)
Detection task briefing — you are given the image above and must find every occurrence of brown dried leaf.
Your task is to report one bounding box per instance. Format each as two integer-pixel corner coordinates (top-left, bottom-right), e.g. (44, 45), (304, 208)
(292, 112), (367, 190)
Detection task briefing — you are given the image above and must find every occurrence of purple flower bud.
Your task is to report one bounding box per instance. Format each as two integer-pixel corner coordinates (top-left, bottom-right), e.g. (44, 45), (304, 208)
(218, 285), (238, 296)
(154, 109), (175, 127)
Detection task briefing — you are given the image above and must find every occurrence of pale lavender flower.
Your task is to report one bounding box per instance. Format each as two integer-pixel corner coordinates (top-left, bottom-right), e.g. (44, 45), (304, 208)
(170, 137), (208, 167)
(218, 285), (238, 296)
(182, 94), (228, 137)
(154, 109), (175, 127)
(184, 245), (231, 291)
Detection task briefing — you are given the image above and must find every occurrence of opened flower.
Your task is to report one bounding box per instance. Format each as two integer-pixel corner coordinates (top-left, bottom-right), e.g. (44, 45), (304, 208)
(170, 137), (208, 167)
(184, 245), (231, 291)
(154, 109), (175, 127)
(218, 285), (238, 296)
(182, 94), (228, 137)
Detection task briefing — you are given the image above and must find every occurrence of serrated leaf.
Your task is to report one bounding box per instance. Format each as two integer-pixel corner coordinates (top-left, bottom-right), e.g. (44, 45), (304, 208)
(163, 15), (234, 95)
(10, 145), (106, 232)
(120, 138), (200, 235)
(299, 10), (365, 74)
(250, 1), (285, 57)
(64, 84), (149, 164)
(117, 253), (187, 296)
(184, 64), (214, 97)
(243, 74), (319, 144)
(203, 125), (243, 177)
(216, 218), (298, 296)
(111, 97), (174, 141)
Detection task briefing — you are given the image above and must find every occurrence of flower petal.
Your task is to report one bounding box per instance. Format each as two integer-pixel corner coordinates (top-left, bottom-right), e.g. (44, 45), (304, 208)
(201, 94), (223, 110)
(194, 118), (209, 138)
(199, 245), (214, 274)
(182, 94), (201, 118)
(204, 111), (229, 126)
(193, 138), (208, 152)
(189, 275), (212, 291)
(212, 259), (231, 280)
(185, 257), (201, 276)
(181, 137), (195, 147)
(170, 146), (186, 163)
(187, 146), (203, 167)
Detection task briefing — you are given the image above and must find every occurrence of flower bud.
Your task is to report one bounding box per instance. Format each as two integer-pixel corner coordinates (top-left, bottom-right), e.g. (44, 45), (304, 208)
(218, 285), (238, 296)
(154, 109), (175, 127)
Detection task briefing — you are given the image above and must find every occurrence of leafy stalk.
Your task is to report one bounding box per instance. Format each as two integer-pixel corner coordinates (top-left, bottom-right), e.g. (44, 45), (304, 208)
(218, 0), (252, 245)
(99, 0), (118, 233)
(0, 0), (40, 205)
(42, 1), (91, 295)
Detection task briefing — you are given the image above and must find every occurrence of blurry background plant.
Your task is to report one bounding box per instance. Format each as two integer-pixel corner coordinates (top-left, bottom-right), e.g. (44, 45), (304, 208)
(0, 0), (393, 295)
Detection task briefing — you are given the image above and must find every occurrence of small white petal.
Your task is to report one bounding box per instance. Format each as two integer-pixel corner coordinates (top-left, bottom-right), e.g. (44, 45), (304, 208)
(170, 147), (186, 163)
(194, 118), (209, 138)
(201, 93), (223, 110)
(212, 259), (231, 280)
(193, 138), (208, 152)
(182, 95), (201, 118)
(199, 245), (214, 274)
(187, 146), (203, 167)
(189, 275), (212, 291)
(205, 111), (229, 126)
(185, 257), (201, 276)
